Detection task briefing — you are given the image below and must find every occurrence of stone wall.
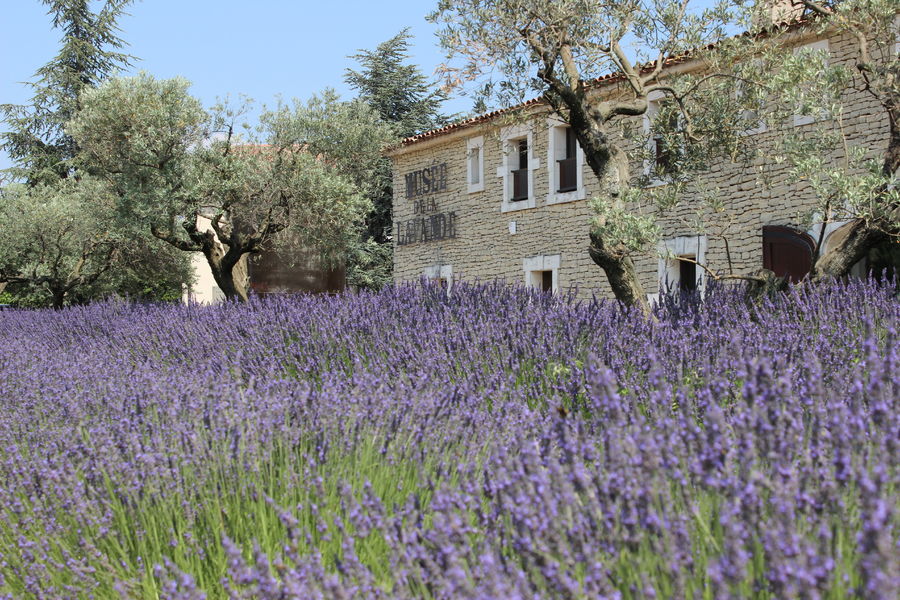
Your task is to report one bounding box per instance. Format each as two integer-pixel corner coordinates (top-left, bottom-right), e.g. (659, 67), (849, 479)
(390, 28), (887, 299)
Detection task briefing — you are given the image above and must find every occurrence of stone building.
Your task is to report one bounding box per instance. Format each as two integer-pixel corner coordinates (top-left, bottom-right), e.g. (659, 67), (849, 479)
(387, 20), (891, 301)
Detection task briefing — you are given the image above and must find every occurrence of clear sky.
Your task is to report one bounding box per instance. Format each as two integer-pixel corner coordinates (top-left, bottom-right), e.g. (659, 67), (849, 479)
(1, 0), (472, 172)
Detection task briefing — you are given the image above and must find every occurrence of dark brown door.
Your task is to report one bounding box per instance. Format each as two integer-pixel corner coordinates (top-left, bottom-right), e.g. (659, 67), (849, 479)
(762, 226), (816, 283)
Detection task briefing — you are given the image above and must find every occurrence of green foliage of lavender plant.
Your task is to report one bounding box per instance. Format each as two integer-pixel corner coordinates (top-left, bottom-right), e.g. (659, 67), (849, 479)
(0, 280), (897, 599)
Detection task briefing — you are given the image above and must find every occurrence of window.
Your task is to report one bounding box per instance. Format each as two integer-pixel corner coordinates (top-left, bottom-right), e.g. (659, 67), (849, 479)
(562, 130), (576, 184)
(532, 270), (554, 292)
(762, 226), (815, 283)
(644, 92), (681, 185)
(498, 124), (537, 212)
(547, 119), (585, 204)
(793, 39), (830, 127)
(523, 254), (560, 293)
(466, 136), (484, 194)
(513, 139), (529, 200)
(654, 129), (678, 174)
(658, 235), (707, 294)
(679, 259), (697, 291)
(424, 264), (453, 291)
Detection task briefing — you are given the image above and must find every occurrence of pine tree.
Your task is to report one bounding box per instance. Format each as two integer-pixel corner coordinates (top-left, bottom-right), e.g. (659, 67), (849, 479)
(344, 29), (448, 288)
(1, 0), (134, 185)
(345, 28), (448, 140)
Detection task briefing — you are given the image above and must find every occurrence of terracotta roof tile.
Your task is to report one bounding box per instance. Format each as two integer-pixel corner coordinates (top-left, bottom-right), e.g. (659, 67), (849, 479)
(391, 17), (814, 151)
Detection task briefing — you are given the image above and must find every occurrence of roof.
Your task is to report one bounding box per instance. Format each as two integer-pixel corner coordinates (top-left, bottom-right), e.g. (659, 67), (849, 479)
(389, 15), (817, 154)
(396, 53), (695, 148)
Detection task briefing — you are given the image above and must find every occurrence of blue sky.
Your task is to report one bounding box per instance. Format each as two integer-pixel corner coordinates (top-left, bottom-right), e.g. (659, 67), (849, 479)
(1, 0), (470, 172)
(1, 0), (727, 174)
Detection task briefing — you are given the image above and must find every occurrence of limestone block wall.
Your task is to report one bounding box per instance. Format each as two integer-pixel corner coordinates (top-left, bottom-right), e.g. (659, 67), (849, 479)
(390, 28), (888, 299)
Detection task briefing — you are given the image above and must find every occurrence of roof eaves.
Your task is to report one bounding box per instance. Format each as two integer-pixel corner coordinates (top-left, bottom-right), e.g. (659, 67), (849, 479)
(388, 16), (816, 154)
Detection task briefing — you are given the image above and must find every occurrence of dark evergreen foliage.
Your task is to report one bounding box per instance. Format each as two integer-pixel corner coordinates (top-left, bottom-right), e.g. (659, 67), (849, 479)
(344, 29), (448, 283)
(0, 1), (193, 308)
(345, 28), (449, 140)
(1, 0), (134, 185)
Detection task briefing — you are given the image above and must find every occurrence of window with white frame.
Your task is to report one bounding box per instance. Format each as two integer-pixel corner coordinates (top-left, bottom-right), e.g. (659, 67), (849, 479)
(658, 236), (707, 294)
(424, 264), (453, 290)
(497, 124), (538, 212)
(547, 119), (585, 204)
(643, 92), (681, 185)
(466, 136), (484, 194)
(523, 254), (560, 293)
(793, 39), (830, 127)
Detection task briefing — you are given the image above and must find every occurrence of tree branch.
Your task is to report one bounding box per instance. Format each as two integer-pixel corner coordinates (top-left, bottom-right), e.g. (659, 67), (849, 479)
(610, 38), (643, 96)
(558, 43), (582, 93)
(151, 223), (201, 251)
(76, 244), (119, 289)
(647, 73), (765, 102)
(670, 254), (768, 284)
(641, 0), (690, 87)
(209, 212), (229, 247)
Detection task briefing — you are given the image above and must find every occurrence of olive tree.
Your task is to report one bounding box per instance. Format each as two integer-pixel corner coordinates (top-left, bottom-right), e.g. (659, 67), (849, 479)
(69, 75), (386, 301)
(787, 0), (899, 279)
(634, 0), (900, 283)
(0, 178), (126, 308)
(430, 0), (737, 312)
(430, 0), (898, 310)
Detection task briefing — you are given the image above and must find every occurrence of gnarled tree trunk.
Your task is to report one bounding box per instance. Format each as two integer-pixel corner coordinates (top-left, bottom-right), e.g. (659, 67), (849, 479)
(588, 232), (650, 313)
(50, 288), (67, 310)
(547, 92), (651, 314)
(811, 219), (888, 281)
(205, 241), (250, 302)
(156, 213), (254, 302)
(813, 99), (900, 280)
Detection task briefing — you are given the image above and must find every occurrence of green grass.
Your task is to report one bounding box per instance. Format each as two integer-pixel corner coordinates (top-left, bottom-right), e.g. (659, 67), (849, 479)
(0, 428), (883, 598)
(0, 429), (459, 598)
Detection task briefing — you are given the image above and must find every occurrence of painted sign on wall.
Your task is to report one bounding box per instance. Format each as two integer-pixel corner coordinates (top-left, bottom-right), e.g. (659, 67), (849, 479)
(405, 163), (448, 199)
(396, 212), (457, 246)
(398, 161), (457, 246)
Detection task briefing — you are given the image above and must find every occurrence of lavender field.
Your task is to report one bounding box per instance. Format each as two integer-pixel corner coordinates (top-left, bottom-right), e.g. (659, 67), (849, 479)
(0, 281), (897, 599)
